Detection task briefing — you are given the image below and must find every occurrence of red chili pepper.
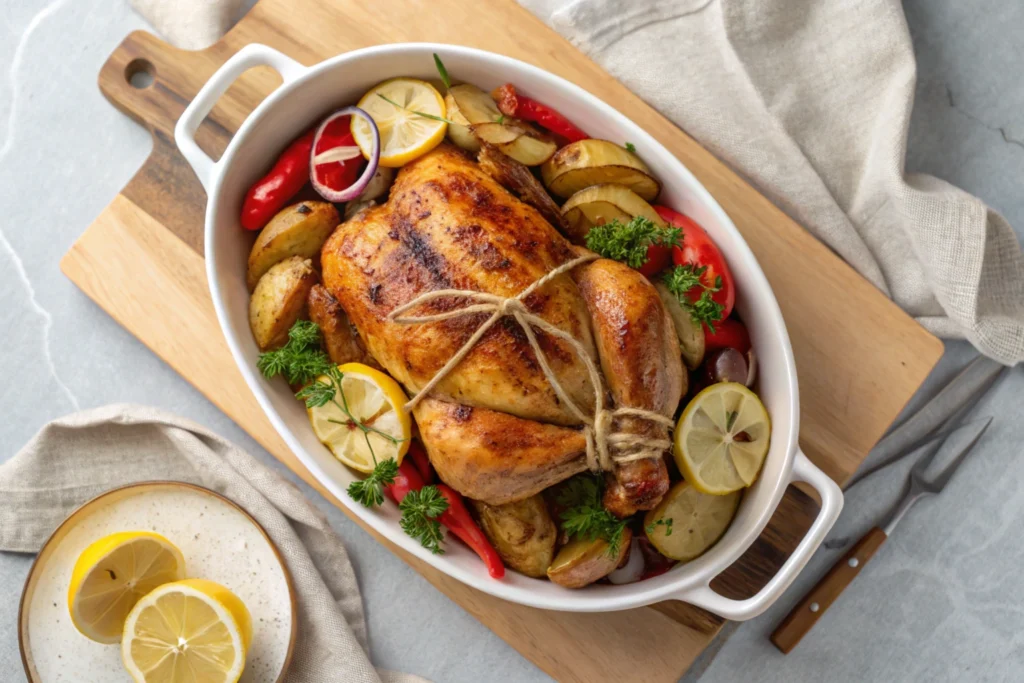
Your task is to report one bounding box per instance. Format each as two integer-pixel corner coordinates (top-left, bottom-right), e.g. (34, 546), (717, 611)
(492, 83), (589, 143)
(311, 115), (364, 196)
(240, 130), (315, 231)
(385, 462), (505, 579)
(407, 440), (435, 484)
(435, 485), (505, 579)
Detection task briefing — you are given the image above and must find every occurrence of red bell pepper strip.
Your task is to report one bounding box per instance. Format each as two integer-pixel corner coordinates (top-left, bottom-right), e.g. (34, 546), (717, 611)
(407, 440), (435, 484)
(385, 461), (505, 579)
(435, 484), (505, 579)
(492, 84), (589, 143)
(240, 129), (314, 231)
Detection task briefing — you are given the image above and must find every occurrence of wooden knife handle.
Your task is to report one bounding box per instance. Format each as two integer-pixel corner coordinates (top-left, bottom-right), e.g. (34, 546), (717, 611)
(770, 526), (888, 653)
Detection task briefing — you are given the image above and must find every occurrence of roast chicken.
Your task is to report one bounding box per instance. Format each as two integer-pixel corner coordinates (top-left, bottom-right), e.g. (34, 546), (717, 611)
(321, 144), (684, 513)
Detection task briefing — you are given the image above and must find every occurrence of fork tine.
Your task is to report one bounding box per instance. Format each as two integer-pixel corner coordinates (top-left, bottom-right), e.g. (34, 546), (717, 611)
(927, 416), (993, 491)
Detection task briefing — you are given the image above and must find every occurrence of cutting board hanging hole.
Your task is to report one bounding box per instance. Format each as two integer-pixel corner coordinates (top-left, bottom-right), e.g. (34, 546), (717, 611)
(126, 58), (155, 90)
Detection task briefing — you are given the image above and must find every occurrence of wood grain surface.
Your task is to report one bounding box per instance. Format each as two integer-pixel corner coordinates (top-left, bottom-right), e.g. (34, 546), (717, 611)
(60, 1), (944, 680)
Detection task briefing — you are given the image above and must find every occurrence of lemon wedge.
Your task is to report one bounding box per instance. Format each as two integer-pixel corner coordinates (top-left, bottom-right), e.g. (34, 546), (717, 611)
(67, 531), (186, 644)
(645, 480), (741, 561)
(352, 78), (447, 167)
(121, 578), (252, 683)
(675, 382), (771, 495)
(307, 362), (412, 473)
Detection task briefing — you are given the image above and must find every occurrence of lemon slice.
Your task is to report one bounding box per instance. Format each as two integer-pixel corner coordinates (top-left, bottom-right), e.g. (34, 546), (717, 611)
(67, 531), (186, 644)
(675, 382), (771, 495)
(352, 78), (447, 167)
(645, 480), (741, 561)
(121, 578), (252, 683)
(307, 362), (412, 473)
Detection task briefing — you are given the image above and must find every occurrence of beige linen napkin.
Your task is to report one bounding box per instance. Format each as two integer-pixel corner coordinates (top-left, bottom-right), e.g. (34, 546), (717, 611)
(0, 404), (427, 683)
(131, 0), (1024, 365)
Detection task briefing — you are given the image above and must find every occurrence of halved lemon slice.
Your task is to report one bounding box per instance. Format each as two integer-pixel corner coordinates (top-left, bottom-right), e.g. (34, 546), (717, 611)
(307, 362), (412, 473)
(645, 480), (741, 561)
(675, 382), (771, 495)
(352, 78), (447, 167)
(121, 578), (252, 683)
(67, 531), (186, 644)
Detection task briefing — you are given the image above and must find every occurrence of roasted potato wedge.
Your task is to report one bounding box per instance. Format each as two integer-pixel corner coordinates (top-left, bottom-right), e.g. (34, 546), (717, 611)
(471, 495), (557, 578)
(307, 284), (375, 366)
(471, 121), (525, 145)
(246, 201), (339, 291)
(541, 139), (661, 200)
(498, 131), (557, 166)
(561, 184), (666, 244)
(654, 282), (706, 370)
(445, 84), (503, 152)
(249, 256), (317, 350)
(547, 528), (633, 588)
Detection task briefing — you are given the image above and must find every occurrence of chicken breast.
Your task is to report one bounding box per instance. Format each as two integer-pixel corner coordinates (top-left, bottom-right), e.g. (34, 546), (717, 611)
(322, 144), (597, 426)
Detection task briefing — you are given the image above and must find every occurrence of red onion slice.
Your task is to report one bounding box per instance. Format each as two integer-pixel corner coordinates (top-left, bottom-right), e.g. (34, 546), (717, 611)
(310, 106), (380, 202)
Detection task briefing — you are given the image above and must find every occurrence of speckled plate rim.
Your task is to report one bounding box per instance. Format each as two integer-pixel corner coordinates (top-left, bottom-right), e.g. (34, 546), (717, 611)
(18, 481), (297, 682)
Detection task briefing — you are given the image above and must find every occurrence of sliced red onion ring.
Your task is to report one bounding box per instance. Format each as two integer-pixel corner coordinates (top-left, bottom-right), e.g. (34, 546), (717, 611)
(310, 106), (380, 202)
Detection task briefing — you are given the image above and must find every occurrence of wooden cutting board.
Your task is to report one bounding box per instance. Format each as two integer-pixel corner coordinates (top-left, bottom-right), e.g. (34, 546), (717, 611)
(60, 1), (944, 680)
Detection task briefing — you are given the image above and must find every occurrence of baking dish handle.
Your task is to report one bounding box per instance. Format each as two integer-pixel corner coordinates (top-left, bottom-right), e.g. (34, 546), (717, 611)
(174, 43), (307, 191)
(672, 449), (843, 621)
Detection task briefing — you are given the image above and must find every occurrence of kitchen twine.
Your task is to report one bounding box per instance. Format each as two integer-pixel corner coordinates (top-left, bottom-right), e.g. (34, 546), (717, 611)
(388, 253), (674, 472)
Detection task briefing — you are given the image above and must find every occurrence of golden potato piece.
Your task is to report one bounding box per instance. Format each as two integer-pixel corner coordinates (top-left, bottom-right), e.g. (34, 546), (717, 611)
(541, 139), (660, 200)
(561, 184), (665, 244)
(445, 84), (501, 152)
(246, 201), (339, 291)
(547, 528), (632, 588)
(249, 256), (317, 350)
(307, 284), (376, 367)
(470, 495), (557, 578)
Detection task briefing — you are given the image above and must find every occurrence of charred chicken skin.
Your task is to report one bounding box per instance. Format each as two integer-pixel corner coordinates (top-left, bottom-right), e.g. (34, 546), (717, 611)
(321, 143), (683, 512)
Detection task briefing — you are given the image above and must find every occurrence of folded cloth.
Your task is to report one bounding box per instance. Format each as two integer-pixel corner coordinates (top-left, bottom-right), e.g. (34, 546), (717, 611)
(0, 404), (427, 683)
(130, 0), (1023, 365)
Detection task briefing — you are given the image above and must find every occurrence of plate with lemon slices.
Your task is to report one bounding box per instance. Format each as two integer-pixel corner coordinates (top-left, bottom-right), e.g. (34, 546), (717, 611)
(18, 482), (295, 683)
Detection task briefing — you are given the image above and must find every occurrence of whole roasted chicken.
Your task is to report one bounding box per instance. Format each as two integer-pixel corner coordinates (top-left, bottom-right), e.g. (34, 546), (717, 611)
(321, 144), (684, 518)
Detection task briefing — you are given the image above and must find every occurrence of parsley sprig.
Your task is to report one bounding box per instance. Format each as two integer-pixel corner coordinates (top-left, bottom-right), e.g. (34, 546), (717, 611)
(645, 518), (674, 536)
(399, 486), (449, 554)
(257, 320), (332, 385)
(662, 264), (725, 332)
(584, 216), (681, 270)
(556, 474), (628, 557)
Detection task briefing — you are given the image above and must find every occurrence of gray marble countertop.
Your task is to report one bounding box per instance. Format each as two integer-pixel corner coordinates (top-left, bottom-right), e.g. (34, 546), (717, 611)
(1, 1), (1021, 681)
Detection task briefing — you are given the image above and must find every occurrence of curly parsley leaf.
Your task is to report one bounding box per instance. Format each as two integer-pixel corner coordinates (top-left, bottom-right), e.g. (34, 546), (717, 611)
(348, 458), (399, 508)
(625, 142), (637, 153)
(662, 264), (725, 332)
(257, 320), (333, 385)
(584, 216), (681, 269)
(400, 485), (449, 554)
(645, 518), (674, 537)
(556, 474), (628, 557)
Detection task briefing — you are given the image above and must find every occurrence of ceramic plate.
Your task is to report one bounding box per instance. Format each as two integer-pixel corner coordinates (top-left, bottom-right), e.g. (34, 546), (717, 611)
(19, 481), (296, 682)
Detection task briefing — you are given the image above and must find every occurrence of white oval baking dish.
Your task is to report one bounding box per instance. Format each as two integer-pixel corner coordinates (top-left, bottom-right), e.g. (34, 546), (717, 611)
(175, 42), (842, 619)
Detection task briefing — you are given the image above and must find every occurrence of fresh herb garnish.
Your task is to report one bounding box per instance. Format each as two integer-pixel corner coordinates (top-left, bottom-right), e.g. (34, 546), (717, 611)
(495, 114), (506, 125)
(399, 485), (449, 554)
(584, 216), (681, 269)
(377, 93), (456, 125)
(556, 474), (628, 557)
(625, 142), (637, 153)
(726, 410), (739, 431)
(662, 264), (725, 332)
(257, 320), (332, 385)
(646, 518), (674, 537)
(349, 459), (399, 508)
(433, 53), (451, 90)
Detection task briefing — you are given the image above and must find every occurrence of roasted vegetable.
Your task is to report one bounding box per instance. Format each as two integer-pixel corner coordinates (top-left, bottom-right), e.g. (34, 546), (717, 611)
(561, 184), (665, 244)
(546, 528), (633, 588)
(445, 84), (502, 152)
(445, 84), (556, 165)
(471, 495), (557, 578)
(246, 201), (338, 291)
(655, 281), (706, 370)
(248, 256), (317, 350)
(541, 139), (660, 200)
